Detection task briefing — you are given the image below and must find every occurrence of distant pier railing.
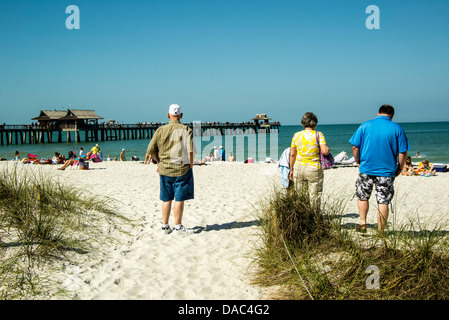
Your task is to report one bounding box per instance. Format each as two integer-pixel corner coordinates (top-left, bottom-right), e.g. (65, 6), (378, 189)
(0, 122), (281, 145)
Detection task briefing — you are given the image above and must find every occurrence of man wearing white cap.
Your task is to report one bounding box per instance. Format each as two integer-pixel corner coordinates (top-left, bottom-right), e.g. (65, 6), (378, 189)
(147, 104), (194, 235)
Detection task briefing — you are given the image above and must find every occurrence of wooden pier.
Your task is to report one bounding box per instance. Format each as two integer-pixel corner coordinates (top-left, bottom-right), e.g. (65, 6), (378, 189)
(0, 122), (281, 146)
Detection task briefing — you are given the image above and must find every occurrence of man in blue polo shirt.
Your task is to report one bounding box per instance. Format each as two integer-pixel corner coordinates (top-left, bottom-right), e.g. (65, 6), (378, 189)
(349, 105), (410, 233)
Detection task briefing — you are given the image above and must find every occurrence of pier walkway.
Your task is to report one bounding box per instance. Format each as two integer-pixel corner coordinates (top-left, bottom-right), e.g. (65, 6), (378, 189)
(0, 122), (281, 145)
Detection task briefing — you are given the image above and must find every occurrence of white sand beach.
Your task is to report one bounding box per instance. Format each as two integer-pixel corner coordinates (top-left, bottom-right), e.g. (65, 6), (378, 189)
(1, 160), (449, 299)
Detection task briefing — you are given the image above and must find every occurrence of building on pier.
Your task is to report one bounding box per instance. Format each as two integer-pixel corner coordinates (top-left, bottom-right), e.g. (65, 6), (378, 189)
(32, 109), (104, 130)
(31, 110), (67, 128)
(252, 114), (272, 128)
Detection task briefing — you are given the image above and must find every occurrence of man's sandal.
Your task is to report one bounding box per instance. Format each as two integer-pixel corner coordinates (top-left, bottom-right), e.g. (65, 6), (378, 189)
(356, 224), (367, 233)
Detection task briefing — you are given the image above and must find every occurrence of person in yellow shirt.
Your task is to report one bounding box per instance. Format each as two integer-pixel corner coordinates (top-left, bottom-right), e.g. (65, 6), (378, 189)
(90, 144), (99, 154)
(289, 112), (330, 206)
(86, 144), (99, 158)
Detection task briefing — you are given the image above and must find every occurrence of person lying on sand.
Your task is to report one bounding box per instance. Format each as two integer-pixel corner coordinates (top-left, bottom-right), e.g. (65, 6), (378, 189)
(58, 155), (88, 170)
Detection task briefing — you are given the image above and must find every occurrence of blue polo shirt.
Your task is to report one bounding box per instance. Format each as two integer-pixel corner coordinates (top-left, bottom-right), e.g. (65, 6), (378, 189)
(349, 115), (411, 177)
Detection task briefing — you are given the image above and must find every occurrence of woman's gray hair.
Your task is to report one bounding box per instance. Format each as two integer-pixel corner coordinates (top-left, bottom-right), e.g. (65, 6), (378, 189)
(301, 112), (318, 128)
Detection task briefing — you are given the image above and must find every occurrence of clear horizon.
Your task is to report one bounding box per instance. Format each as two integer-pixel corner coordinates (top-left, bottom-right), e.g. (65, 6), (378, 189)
(1, 1), (448, 126)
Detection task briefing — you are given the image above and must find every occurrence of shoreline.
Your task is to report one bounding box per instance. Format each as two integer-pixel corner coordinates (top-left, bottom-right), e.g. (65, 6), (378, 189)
(1, 161), (449, 299)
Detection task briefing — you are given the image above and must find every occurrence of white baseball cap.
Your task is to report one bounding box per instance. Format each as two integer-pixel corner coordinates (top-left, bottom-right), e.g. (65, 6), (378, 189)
(168, 104), (182, 116)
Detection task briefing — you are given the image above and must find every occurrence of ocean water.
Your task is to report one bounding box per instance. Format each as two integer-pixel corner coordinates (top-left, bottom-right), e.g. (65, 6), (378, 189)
(1, 122), (448, 164)
(278, 121), (449, 164)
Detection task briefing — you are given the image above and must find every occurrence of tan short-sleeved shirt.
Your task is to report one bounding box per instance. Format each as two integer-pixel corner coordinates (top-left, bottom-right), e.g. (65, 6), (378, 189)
(147, 120), (194, 177)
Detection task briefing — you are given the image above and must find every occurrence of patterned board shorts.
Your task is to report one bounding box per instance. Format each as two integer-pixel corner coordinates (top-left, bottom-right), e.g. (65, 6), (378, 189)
(355, 173), (395, 205)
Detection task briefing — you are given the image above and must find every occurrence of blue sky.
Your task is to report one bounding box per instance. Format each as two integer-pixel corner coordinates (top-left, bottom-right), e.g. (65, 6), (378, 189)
(1, 0), (448, 125)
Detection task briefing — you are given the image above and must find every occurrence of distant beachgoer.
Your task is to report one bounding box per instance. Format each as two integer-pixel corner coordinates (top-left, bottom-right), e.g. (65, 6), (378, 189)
(86, 144), (99, 158)
(52, 152), (61, 164)
(213, 146), (219, 161)
(289, 112), (330, 206)
(107, 155), (112, 161)
(144, 152), (151, 164)
(14, 150), (20, 161)
(79, 148), (85, 157)
(58, 159), (76, 170)
(205, 154), (212, 162)
(414, 152), (420, 157)
(57, 159), (78, 170)
(349, 104), (410, 233)
(58, 155), (88, 171)
(401, 156), (415, 176)
(97, 148), (103, 161)
(120, 149), (126, 161)
(147, 103), (194, 235)
(228, 152), (235, 162)
(417, 160), (436, 176)
(219, 146), (225, 161)
(194, 159), (206, 165)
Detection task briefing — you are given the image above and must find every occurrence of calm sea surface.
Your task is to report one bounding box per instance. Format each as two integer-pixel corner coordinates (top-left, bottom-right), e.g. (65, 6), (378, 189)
(1, 122), (448, 164)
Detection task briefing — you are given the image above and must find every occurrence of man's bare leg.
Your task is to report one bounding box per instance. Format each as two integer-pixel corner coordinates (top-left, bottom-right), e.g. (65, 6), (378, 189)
(58, 159), (75, 170)
(173, 201), (184, 226)
(377, 204), (389, 232)
(162, 201), (172, 225)
(358, 200), (369, 225)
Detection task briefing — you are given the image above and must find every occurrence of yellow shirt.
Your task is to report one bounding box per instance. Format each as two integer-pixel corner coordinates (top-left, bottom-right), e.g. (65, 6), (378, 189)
(291, 130), (326, 169)
(90, 146), (99, 154)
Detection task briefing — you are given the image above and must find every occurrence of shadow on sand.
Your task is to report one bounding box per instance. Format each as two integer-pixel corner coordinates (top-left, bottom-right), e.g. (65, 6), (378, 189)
(192, 220), (260, 234)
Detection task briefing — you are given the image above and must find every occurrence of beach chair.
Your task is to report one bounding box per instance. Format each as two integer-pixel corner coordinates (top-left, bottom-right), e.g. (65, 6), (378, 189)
(27, 153), (38, 164)
(432, 163), (447, 172)
(333, 151), (348, 164)
(333, 156), (356, 167)
(78, 157), (89, 170)
(90, 154), (102, 163)
(79, 161), (89, 170)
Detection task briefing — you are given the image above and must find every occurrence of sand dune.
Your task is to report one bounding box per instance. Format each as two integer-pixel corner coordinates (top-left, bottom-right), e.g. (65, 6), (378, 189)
(1, 160), (448, 299)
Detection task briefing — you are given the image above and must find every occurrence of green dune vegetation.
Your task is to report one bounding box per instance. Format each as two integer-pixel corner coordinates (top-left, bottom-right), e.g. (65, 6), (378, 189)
(0, 163), (127, 299)
(252, 183), (449, 300)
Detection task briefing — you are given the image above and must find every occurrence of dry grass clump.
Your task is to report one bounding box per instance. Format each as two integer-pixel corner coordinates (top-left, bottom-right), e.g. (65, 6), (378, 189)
(253, 183), (449, 300)
(0, 164), (125, 299)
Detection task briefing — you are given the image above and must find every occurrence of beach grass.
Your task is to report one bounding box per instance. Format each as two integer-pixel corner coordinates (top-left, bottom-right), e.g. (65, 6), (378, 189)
(0, 163), (126, 299)
(252, 182), (449, 300)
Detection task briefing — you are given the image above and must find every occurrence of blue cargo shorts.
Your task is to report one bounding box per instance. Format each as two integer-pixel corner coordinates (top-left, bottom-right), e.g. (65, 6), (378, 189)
(160, 168), (194, 202)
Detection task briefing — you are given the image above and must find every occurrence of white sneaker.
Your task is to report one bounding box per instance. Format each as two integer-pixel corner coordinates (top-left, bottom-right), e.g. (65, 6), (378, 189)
(161, 225), (172, 235)
(173, 225), (194, 235)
